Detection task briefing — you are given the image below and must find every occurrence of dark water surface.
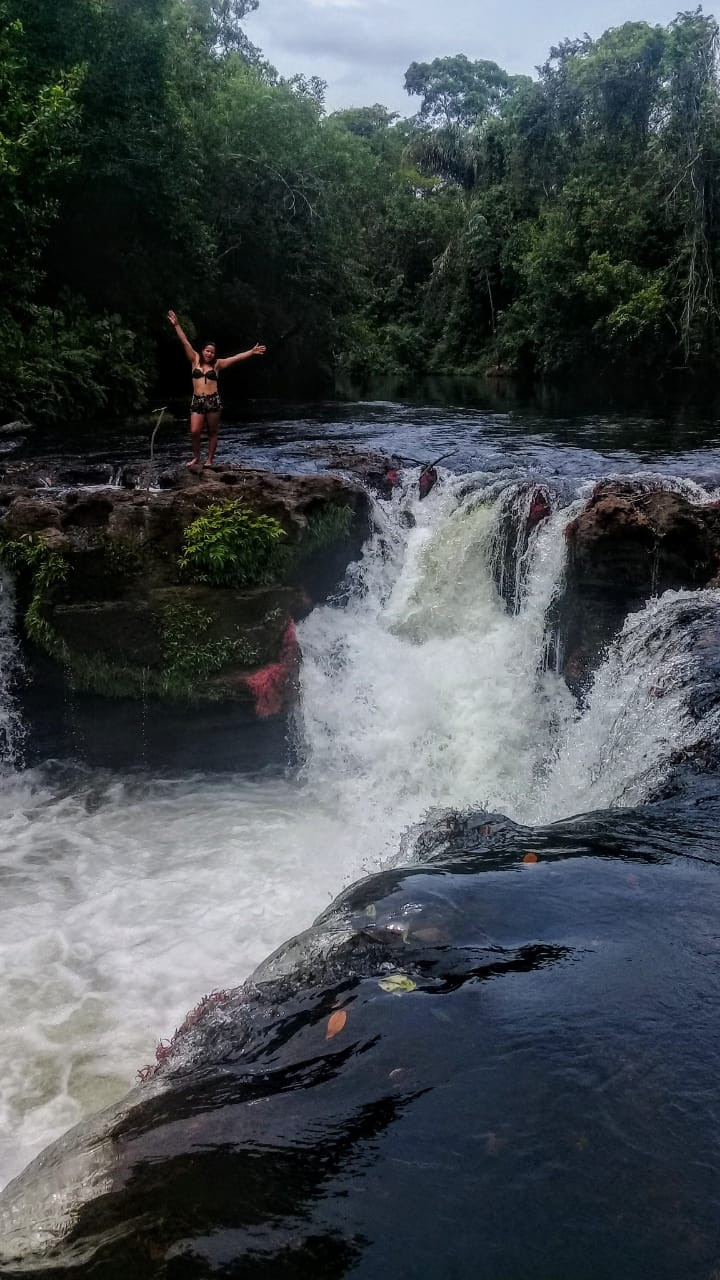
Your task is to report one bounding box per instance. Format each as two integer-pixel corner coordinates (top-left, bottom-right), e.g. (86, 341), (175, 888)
(13, 374), (720, 484)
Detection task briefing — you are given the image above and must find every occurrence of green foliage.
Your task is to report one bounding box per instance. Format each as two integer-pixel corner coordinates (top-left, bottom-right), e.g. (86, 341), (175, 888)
(404, 55), (529, 127)
(65, 653), (152, 701)
(4, 0), (720, 408)
(0, 534), (68, 654)
(0, 6), (82, 298)
(357, 10), (720, 382)
(67, 604), (261, 703)
(303, 503), (353, 551)
(161, 603), (258, 683)
(179, 501), (287, 587)
(0, 302), (146, 424)
(0, 533), (272, 704)
(96, 537), (144, 580)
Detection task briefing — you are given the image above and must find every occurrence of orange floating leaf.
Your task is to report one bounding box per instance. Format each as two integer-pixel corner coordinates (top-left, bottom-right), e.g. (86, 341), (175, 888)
(523, 852), (539, 865)
(326, 1009), (347, 1040)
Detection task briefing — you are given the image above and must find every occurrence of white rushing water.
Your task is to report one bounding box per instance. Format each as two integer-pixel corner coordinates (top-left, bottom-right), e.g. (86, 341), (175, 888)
(0, 468), (718, 1187)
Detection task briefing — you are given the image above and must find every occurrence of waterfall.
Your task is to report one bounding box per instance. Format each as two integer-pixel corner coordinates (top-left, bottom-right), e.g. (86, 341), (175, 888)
(1, 465), (719, 1190)
(297, 471), (720, 837)
(0, 571), (24, 768)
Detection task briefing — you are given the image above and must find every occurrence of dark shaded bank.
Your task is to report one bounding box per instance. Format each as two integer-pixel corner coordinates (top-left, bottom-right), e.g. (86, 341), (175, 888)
(2, 802), (720, 1278)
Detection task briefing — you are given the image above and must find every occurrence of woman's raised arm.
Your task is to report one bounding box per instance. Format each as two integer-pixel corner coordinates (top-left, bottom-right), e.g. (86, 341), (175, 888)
(216, 343), (266, 371)
(167, 311), (198, 364)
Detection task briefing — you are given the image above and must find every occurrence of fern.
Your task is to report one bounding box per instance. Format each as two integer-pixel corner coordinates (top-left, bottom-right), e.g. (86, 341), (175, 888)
(179, 501), (288, 588)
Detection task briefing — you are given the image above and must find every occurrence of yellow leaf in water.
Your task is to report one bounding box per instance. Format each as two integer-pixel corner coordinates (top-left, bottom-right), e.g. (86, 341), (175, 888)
(379, 973), (417, 995)
(326, 1009), (347, 1040)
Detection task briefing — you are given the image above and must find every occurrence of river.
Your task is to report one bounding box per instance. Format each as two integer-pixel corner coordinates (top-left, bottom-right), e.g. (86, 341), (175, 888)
(1, 387), (720, 1276)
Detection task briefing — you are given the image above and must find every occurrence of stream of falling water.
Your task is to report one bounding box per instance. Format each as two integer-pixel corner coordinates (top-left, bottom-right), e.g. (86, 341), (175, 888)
(0, 466), (718, 1187)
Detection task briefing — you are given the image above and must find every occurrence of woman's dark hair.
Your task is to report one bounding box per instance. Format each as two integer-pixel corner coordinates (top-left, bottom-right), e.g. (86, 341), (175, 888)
(200, 340), (217, 365)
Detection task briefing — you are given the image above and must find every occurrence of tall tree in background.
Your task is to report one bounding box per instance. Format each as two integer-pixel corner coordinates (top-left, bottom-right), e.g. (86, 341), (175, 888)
(405, 54), (529, 127)
(661, 10), (720, 362)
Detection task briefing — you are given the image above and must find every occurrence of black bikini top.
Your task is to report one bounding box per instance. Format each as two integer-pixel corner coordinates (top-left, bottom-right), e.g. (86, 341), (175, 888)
(192, 366), (218, 383)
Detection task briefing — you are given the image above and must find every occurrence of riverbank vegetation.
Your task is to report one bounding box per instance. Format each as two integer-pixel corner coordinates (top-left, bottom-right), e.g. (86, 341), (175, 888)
(2, 0), (720, 421)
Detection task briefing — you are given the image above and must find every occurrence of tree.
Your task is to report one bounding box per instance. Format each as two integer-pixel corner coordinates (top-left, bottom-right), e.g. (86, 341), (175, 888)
(0, 6), (81, 297)
(660, 9), (720, 361)
(405, 55), (529, 127)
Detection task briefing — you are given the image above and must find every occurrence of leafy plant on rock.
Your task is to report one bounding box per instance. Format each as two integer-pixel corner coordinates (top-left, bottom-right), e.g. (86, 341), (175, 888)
(161, 603), (259, 688)
(0, 534), (68, 653)
(179, 501), (288, 588)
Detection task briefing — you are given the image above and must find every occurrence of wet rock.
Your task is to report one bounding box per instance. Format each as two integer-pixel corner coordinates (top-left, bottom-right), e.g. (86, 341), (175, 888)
(304, 443), (388, 477)
(366, 459), (403, 500)
(0, 461), (55, 489)
(4, 804), (715, 1278)
(555, 482), (720, 693)
(1, 496), (63, 534)
(61, 493), (114, 530)
(54, 464), (116, 487)
(116, 463), (143, 489)
(0, 465), (369, 763)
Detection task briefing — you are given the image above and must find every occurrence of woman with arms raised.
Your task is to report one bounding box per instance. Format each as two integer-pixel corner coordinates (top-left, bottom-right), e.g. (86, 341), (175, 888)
(168, 311), (266, 468)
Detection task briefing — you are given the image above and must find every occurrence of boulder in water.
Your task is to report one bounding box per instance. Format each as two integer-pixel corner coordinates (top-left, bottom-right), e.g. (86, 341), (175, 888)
(555, 482), (720, 692)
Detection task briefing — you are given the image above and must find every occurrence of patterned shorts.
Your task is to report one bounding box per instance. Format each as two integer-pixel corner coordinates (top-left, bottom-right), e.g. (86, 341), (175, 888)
(191, 392), (222, 415)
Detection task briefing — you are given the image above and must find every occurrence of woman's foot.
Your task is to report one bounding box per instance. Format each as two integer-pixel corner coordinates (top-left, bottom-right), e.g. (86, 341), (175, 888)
(186, 458), (204, 470)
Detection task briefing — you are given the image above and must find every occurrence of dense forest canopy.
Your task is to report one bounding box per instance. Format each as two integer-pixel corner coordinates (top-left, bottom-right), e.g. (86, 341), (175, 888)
(1, 0), (720, 421)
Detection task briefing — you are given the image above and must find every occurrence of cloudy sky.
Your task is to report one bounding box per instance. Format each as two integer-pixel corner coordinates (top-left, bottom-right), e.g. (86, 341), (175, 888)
(245, 0), (695, 114)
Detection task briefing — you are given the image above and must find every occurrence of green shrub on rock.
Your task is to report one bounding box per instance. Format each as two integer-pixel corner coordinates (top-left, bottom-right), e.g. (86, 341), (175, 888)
(179, 502), (288, 588)
(161, 604), (259, 689)
(0, 534), (68, 654)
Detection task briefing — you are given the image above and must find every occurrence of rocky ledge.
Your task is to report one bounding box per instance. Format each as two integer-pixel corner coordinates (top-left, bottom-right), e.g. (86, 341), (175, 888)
(0, 465), (369, 762)
(492, 479), (720, 695)
(545, 481), (712, 691)
(557, 481), (720, 692)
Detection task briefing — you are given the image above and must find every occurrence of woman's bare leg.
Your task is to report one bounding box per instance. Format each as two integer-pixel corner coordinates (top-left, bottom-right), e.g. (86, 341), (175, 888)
(206, 411), (221, 465)
(188, 412), (205, 467)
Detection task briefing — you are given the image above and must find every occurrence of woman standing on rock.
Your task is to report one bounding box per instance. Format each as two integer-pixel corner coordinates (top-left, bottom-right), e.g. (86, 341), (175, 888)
(167, 311), (266, 468)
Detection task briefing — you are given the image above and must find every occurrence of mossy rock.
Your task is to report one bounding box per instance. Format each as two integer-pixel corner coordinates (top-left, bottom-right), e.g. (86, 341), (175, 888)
(0, 464), (370, 711)
(51, 600), (164, 668)
(48, 584), (303, 703)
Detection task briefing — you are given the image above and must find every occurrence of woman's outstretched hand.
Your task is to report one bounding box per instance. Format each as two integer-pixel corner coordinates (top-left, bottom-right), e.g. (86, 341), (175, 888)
(252, 343), (267, 357)
(167, 310), (178, 327)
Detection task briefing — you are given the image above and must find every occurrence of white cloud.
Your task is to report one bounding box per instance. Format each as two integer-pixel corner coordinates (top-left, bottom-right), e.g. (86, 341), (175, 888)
(247, 0), (693, 115)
